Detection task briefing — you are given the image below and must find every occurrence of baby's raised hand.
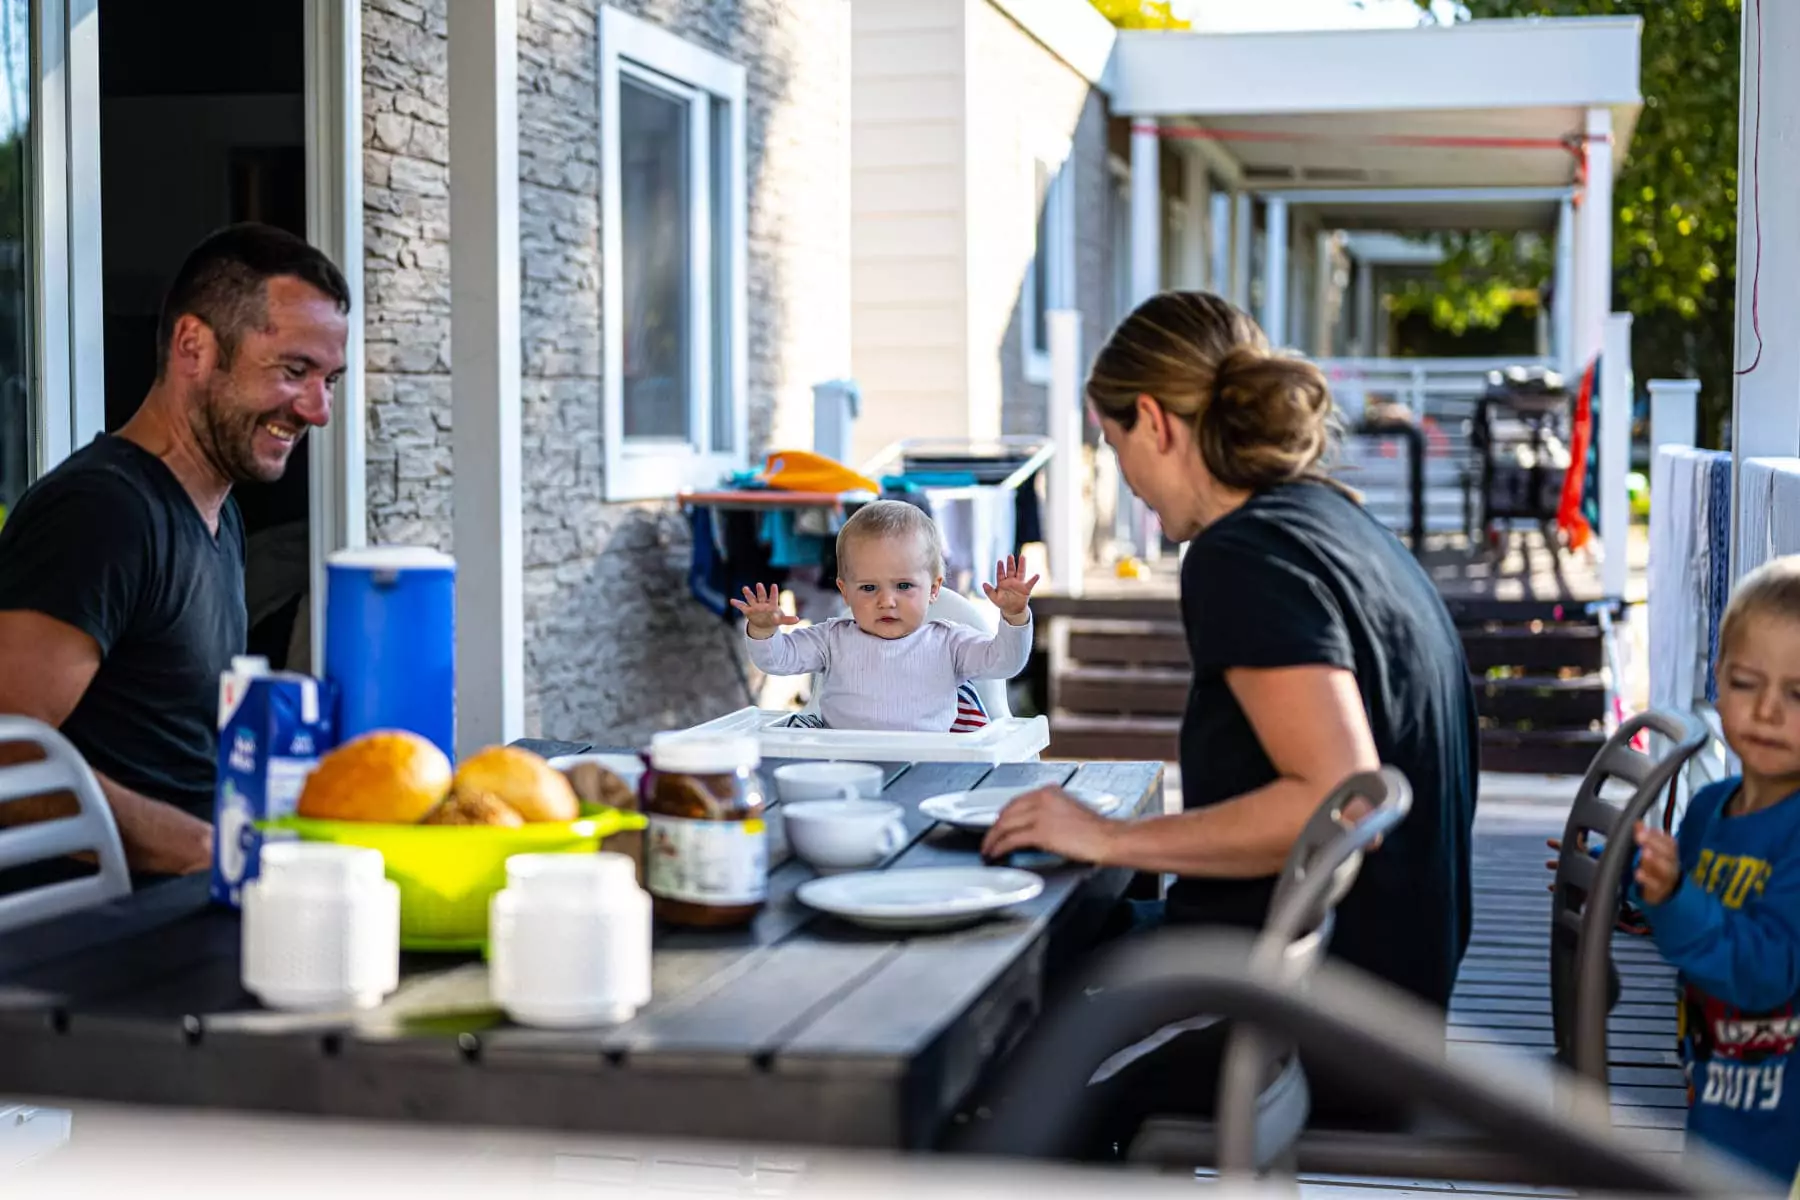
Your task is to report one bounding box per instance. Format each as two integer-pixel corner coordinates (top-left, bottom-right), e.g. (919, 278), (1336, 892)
(982, 556), (1040, 626)
(731, 583), (800, 639)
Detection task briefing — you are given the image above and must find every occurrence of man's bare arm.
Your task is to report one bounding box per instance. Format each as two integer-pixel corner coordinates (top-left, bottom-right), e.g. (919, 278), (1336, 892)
(0, 610), (213, 874)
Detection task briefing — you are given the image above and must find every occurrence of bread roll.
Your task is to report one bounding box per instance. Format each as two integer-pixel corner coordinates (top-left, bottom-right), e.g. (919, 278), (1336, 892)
(299, 730), (453, 823)
(422, 791), (525, 827)
(451, 745), (579, 823)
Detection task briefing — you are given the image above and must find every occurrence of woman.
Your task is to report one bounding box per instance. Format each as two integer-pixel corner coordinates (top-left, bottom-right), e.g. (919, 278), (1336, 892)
(982, 291), (1479, 1144)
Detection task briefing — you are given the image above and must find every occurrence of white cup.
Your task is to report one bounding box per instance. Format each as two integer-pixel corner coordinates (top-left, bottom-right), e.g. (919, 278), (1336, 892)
(782, 799), (907, 874)
(489, 852), (652, 1029)
(774, 761), (884, 803)
(242, 843), (400, 1013)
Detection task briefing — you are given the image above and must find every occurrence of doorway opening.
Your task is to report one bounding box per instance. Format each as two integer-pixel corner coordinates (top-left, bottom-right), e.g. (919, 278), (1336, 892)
(98, 0), (310, 669)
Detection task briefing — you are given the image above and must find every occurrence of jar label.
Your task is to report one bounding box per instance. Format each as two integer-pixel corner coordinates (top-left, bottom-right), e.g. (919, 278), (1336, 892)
(646, 816), (768, 907)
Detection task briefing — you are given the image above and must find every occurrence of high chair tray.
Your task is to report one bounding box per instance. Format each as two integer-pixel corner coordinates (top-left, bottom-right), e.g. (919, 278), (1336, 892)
(678, 708), (1049, 764)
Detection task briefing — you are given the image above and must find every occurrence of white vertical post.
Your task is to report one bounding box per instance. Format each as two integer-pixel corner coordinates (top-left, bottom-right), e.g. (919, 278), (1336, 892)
(1553, 195), (1575, 373)
(1047, 310), (1085, 598)
(305, 0), (367, 676)
(1600, 313), (1633, 599)
(1262, 196), (1289, 348)
(66, 0), (104, 450)
(1209, 189), (1232, 294)
(1129, 121), (1161, 305)
(1231, 192), (1252, 310)
(1182, 153), (1208, 291)
(1354, 258), (1375, 357)
(1574, 108), (1614, 370)
(1313, 231), (1335, 357)
(1649, 378), (1700, 453)
(449, 0), (524, 755)
(1729, 0), (1800, 579)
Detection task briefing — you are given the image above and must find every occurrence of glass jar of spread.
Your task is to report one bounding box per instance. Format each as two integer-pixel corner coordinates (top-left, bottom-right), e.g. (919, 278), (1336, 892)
(641, 734), (768, 927)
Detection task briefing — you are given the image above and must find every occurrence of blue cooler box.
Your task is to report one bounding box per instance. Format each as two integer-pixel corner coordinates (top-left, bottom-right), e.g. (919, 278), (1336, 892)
(325, 546), (456, 760)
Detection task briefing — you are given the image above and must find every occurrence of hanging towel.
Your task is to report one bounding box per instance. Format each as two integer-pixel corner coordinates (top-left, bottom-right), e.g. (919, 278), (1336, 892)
(1740, 458), (1800, 574)
(1702, 452), (1733, 703)
(1773, 462), (1800, 560)
(1649, 446), (1701, 716)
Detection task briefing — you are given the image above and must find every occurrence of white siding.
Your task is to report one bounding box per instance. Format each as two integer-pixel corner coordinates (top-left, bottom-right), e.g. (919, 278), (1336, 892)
(850, 0), (969, 464)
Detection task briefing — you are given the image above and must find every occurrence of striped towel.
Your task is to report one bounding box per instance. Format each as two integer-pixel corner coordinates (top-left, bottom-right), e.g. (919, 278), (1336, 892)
(783, 683), (990, 733)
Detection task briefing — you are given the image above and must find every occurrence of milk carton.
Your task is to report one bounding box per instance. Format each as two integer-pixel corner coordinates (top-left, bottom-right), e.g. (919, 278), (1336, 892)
(211, 662), (337, 907)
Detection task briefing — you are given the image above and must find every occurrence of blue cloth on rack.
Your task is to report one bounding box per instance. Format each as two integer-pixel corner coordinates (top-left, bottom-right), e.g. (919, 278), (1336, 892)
(1703, 452), (1733, 703)
(688, 506), (730, 617)
(762, 511), (830, 569)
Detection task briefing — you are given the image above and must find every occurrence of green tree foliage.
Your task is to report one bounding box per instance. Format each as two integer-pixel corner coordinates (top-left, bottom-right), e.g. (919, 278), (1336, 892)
(1088, 0), (1191, 30)
(1407, 1), (1741, 443)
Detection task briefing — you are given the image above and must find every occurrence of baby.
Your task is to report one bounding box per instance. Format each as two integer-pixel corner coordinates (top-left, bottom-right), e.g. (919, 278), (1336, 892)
(1634, 554), (1800, 1187)
(732, 500), (1037, 732)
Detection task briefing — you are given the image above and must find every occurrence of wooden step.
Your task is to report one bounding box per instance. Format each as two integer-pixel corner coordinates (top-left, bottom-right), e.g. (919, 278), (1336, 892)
(1056, 665), (1189, 716)
(1473, 674), (1607, 728)
(1481, 728), (1607, 775)
(1047, 713), (1180, 762)
(1461, 625), (1604, 674)
(1065, 620), (1188, 667)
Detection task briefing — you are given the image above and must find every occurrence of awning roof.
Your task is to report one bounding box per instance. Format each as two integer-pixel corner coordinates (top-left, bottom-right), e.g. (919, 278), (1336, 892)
(1107, 16), (1643, 226)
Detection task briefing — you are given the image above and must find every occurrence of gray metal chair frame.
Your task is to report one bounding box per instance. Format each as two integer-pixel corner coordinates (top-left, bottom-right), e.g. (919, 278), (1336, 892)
(1550, 708), (1711, 1085)
(0, 716), (132, 934)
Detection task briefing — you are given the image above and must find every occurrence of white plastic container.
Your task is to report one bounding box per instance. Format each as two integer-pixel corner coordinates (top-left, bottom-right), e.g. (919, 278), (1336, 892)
(488, 852), (652, 1029)
(241, 843), (400, 1012)
(674, 707), (1050, 765)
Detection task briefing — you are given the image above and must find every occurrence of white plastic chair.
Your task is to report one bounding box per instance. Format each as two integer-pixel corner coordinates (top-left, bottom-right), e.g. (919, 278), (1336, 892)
(800, 588), (1017, 722)
(0, 716), (131, 934)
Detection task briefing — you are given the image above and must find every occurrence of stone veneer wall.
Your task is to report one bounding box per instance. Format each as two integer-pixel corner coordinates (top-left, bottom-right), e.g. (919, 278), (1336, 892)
(361, 0), (850, 742)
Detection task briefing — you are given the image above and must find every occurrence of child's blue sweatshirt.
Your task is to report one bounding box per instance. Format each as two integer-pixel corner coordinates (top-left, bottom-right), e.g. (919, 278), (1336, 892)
(1643, 778), (1800, 1184)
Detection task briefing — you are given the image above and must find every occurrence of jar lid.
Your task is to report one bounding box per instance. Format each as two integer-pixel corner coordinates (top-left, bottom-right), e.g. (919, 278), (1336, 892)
(649, 733), (761, 773)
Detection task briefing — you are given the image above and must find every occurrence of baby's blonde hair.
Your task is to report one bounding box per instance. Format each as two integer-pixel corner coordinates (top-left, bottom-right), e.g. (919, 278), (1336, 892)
(836, 500), (945, 579)
(1719, 554), (1800, 660)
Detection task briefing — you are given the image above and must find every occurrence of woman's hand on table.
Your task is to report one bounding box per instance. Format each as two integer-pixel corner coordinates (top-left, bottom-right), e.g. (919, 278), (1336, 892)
(981, 786), (1118, 865)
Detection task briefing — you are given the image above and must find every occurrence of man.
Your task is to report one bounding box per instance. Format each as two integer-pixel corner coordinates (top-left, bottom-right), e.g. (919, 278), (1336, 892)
(0, 224), (349, 882)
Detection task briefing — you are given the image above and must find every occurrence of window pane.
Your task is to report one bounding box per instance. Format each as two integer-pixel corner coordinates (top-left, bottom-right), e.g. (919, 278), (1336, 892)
(709, 96), (731, 455)
(0, 0), (30, 522)
(1030, 163), (1049, 356)
(620, 75), (691, 442)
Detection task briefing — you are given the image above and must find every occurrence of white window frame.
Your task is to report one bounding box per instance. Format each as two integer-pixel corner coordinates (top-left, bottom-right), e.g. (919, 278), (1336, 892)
(598, 5), (747, 502)
(31, 0), (106, 475)
(1022, 142), (1074, 387)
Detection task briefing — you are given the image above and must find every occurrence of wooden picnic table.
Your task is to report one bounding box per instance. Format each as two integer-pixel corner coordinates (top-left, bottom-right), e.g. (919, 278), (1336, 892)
(0, 746), (1163, 1152)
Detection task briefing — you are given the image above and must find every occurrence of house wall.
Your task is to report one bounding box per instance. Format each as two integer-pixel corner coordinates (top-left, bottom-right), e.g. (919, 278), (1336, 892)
(970, 0), (1110, 441)
(847, 0), (968, 467)
(361, 0), (851, 744)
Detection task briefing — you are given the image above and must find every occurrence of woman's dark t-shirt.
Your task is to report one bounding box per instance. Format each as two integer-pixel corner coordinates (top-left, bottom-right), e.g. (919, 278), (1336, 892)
(1169, 480), (1478, 1008)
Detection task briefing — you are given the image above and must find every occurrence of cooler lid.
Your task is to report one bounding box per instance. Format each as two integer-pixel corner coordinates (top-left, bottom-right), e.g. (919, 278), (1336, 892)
(326, 546), (455, 571)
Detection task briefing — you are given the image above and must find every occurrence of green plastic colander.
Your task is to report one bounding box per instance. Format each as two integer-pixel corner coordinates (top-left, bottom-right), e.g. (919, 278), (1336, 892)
(258, 804), (646, 952)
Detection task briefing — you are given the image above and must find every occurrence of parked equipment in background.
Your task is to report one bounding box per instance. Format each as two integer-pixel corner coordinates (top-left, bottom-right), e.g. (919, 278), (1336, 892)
(1470, 367), (1574, 551)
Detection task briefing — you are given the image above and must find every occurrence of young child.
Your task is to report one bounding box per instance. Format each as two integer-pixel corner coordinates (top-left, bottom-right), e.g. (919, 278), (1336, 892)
(1635, 554), (1800, 1186)
(731, 500), (1037, 732)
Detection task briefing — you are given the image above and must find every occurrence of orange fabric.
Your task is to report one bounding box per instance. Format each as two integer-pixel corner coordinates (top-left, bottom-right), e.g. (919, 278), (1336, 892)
(1556, 360), (1597, 550)
(761, 449), (880, 496)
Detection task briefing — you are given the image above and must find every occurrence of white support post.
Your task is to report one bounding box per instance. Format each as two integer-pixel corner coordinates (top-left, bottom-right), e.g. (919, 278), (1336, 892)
(1231, 191), (1252, 310)
(1600, 313), (1633, 600)
(1209, 189), (1232, 294)
(1129, 121), (1161, 306)
(1729, 0), (1800, 579)
(1574, 108), (1614, 371)
(1553, 196), (1575, 374)
(1648, 378), (1700, 453)
(1262, 196), (1289, 348)
(448, 0), (524, 755)
(1354, 259), (1375, 358)
(305, 0), (366, 677)
(1047, 309), (1085, 598)
(1181, 153), (1208, 291)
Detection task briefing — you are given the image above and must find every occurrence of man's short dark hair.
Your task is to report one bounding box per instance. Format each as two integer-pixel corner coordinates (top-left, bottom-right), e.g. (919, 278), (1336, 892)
(155, 223), (352, 377)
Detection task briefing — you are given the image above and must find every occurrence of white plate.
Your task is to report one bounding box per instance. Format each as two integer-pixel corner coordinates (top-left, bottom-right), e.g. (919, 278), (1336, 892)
(918, 785), (1124, 832)
(796, 866), (1045, 931)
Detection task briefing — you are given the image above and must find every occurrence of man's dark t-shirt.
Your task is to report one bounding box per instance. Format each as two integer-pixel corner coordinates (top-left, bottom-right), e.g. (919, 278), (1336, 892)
(0, 434), (246, 819)
(1169, 480), (1479, 1008)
